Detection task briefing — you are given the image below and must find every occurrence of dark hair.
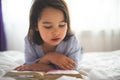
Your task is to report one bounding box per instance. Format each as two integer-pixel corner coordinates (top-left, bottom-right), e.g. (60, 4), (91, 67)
(28, 0), (73, 45)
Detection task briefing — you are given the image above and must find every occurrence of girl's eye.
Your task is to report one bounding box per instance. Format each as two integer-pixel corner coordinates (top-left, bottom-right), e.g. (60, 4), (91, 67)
(44, 26), (52, 29)
(59, 23), (66, 27)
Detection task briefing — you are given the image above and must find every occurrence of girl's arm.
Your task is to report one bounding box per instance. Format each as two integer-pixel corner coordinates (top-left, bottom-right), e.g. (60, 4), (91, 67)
(38, 52), (77, 70)
(38, 35), (83, 70)
(14, 63), (55, 72)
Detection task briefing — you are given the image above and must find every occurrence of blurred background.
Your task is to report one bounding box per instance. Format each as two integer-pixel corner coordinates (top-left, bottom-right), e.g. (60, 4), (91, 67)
(1, 0), (120, 52)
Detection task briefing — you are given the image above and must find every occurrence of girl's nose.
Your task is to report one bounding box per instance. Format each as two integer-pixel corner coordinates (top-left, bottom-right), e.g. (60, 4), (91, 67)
(52, 29), (60, 36)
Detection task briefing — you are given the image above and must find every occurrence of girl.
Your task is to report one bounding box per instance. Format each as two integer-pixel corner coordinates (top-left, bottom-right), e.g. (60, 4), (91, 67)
(15, 0), (83, 72)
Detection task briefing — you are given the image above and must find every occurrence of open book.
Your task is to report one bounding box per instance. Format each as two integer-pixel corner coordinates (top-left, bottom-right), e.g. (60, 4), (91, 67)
(4, 70), (82, 80)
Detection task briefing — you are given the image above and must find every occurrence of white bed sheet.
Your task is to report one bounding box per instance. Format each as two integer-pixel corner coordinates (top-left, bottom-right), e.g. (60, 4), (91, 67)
(0, 51), (25, 78)
(0, 50), (120, 80)
(80, 50), (120, 80)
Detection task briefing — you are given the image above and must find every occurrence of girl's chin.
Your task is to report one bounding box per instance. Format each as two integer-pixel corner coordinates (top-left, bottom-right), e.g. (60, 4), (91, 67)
(50, 43), (59, 46)
(50, 42), (61, 46)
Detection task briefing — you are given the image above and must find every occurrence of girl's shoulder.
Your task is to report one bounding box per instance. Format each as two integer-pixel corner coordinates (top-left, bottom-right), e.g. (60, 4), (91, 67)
(61, 35), (79, 46)
(24, 35), (34, 46)
(24, 36), (29, 44)
(67, 35), (78, 43)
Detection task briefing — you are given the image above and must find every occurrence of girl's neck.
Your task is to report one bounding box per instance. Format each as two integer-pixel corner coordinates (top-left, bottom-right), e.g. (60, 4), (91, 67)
(42, 43), (56, 54)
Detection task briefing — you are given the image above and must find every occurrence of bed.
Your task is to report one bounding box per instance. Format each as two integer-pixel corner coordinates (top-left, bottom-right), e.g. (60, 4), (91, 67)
(0, 50), (120, 80)
(80, 50), (120, 80)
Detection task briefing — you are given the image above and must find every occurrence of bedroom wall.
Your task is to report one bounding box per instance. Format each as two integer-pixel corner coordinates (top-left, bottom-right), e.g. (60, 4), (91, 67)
(2, 0), (120, 52)
(4, 21), (29, 52)
(4, 28), (120, 52)
(77, 29), (120, 52)
(2, 0), (31, 52)
(119, 0), (120, 28)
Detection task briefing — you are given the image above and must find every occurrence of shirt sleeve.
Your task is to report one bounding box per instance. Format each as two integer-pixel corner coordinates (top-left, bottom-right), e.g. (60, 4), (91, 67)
(24, 36), (40, 64)
(65, 35), (83, 70)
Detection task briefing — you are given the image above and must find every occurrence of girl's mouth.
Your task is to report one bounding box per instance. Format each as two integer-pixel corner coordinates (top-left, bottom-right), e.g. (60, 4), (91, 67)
(52, 38), (60, 42)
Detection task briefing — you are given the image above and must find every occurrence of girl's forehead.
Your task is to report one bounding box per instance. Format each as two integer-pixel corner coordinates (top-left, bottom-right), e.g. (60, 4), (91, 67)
(39, 7), (64, 23)
(41, 7), (63, 16)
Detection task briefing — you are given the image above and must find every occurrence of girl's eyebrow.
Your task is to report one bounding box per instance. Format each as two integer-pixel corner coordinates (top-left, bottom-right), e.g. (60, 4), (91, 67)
(42, 21), (51, 24)
(42, 20), (65, 24)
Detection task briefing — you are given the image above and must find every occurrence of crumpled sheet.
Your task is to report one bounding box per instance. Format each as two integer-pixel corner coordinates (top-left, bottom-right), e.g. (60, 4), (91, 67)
(0, 50), (120, 80)
(80, 50), (120, 80)
(0, 51), (25, 79)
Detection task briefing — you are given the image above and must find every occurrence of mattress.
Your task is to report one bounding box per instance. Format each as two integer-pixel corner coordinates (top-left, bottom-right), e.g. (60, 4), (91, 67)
(0, 50), (120, 80)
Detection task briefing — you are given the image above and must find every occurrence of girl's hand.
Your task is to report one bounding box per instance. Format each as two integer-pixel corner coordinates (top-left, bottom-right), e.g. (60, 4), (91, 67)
(47, 52), (77, 70)
(14, 63), (54, 72)
(38, 55), (50, 64)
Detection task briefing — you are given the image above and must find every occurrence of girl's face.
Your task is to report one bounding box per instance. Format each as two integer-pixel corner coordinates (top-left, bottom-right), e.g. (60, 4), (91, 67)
(37, 7), (67, 46)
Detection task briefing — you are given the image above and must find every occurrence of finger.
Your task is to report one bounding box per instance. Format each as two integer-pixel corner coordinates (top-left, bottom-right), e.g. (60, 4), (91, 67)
(64, 63), (74, 70)
(16, 65), (28, 71)
(64, 61), (75, 68)
(60, 65), (68, 70)
(14, 67), (19, 70)
(15, 67), (23, 71)
(64, 63), (75, 70)
(57, 63), (67, 70)
(14, 66), (23, 70)
(67, 59), (77, 67)
(67, 64), (75, 70)
(59, 62), (73, 70)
